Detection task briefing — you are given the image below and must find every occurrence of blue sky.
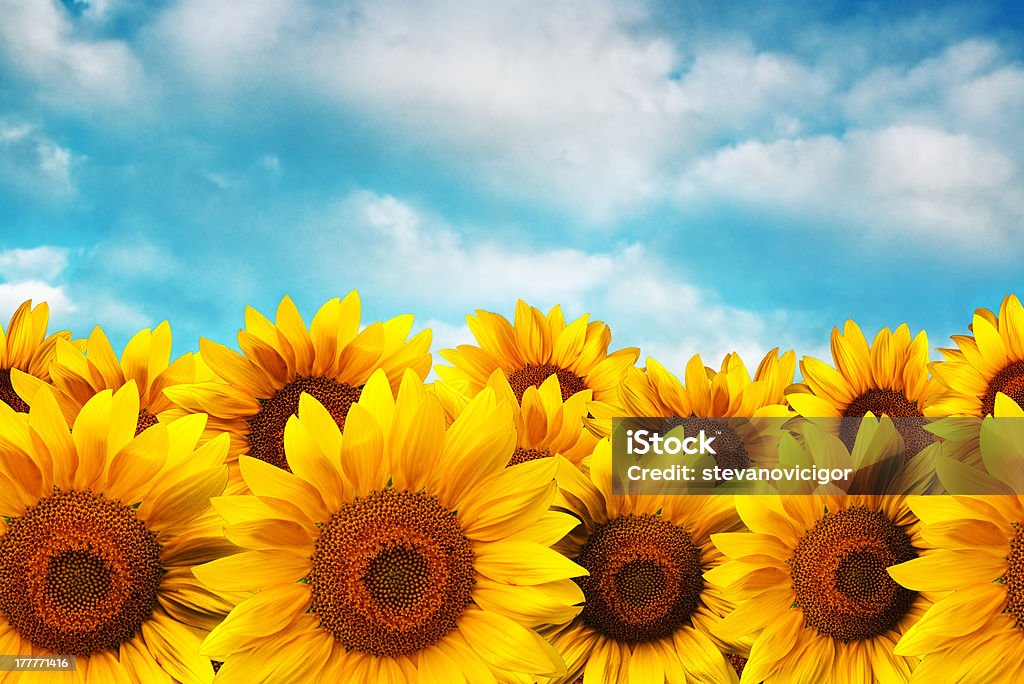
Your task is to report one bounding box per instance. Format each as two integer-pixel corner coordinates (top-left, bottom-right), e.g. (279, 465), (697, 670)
(1, 0), (1022, 371)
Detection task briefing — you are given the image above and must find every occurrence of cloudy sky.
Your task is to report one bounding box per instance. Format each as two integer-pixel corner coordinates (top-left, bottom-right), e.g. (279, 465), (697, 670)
(1, 0), (1022, 371)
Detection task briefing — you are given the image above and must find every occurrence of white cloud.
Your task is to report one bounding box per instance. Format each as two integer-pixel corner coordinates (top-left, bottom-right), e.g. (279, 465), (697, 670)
(0, 280), (75, 318)
(678, 125), (1024, 250)
(835, 39), (1024, 158)
(0, 121), (77, 195)
(204, 171), (241, 191)
(260, 155), (282, 175)
(0, 0), (144, 108)
(0, 244), (151, 337)
(0, 246), (75, 318)
(350, 193), (611, 309)
(92, 238), (180, 279)
(36, 141), (73, 191)
(415, 318), (471, 380)
(667, 43), (830, 141)
(153, 0), (827, 221)
(77, 0), (124, 21)
(309, 191), (810, 369)
(0, 125), (34, 143)
(150, 5), (1024, 245)
(664, 38), (1023, 254)
(68, 294), (150, 332)
(417, 318), (471, 356)
(0, 246), (70, 282)
(843, 40), (1005, 130)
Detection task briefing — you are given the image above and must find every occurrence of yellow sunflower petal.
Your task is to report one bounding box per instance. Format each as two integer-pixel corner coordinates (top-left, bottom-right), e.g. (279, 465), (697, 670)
(224, 517), (315, 552)
(120, 635), (174, 683)
(505, 510), (581, 546)
(437, 633), (499, 684)
(199, 338), (277, 397)
(627, 641), (664, 684)
(552, 315), (589, 369)
(887, 550), (1005, 591)
(105, 424), (168, 503)
(438, 390), (516, 508)
(390, 390), (446, 493)
(711, 533), (792, 562)
(70, 388), (116, 489)
(236, 327), (288, 386)
(418, 642), (469, 684)
(894, 583), (1005, 656)
(513, 300), (552, 365)
(140, 611), (216, 684)
(583, 638), (624, 684)
(459, 459), (557, 542)
(283, 408), (346, 510)
(193, 550), (309, 592)
(238, 455), (328, 521)
(338, 403), (387, 497)
(673, 625), (736, 683)
(973, 314), (1008, 372)
(200, 584), (311, 658)
(473, 578), (583, 628)
(741, 610), (804, 683)
(336, 322), (386, 385)
(458, 608), (565, 678)
(800, 357), (856, 407)
(85, 649), (135, 683)
(275, 296), (315, 376)
(714, 590), (789, 642)
(787, 392), (841, 418)
(474, 540), (586, 585)
(139, 466), (228, 532)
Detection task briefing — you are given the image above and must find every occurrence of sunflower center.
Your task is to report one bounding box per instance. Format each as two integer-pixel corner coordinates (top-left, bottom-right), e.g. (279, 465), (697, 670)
(0, 489), (163, 655)
(983, 360), (1024, 416)
(0, 368), (28, 413)
(48, 551), (112, 608)
(789, 506), (916, 642)
(728, 654), (748, 677)
(508, 446), (551, 466)
(135, 408), (159, 436)
(575, 514), (703, 643)
(1004, 524), (1024, 629)
(247, 375), (363, 471)
(308, 489), (475, 658)
(841, 389), (931, 459)
(507, 364), (587, 403)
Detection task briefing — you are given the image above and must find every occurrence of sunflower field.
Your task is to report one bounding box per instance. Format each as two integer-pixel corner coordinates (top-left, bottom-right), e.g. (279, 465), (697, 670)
(1, 293), (1024, 683)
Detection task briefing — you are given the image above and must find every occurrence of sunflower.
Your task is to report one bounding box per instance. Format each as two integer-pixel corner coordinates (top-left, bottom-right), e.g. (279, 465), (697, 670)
(888, 492), (1024, 680)
(10, 322), (198, 436)
(434, 369), (597, 469)
(628, 349), (795, 419)
(0, 383), (234, 682)
(0, 300), (78, 413)
(435, 300), (638, 406)
(164, 292), (431, 480)
(787, 321), (945, 458)
(925, 392), (1024, 497)
(588, 350), (795, 479)
(708, 419), (934, 684)
(930, 293), (1024, 416)
(194, 368), (585, 682)
(543, 438), (746, 683)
